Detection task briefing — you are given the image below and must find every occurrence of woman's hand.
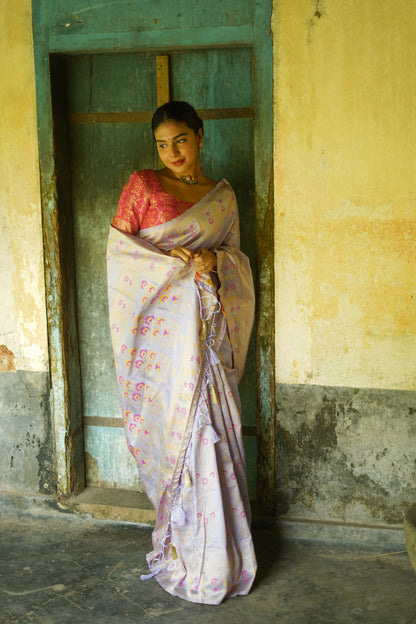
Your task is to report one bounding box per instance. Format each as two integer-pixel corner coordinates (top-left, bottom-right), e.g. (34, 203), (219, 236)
(167, 246), (216, 274)
(193, 248), (217, 274)
(167, 246), (195, 264)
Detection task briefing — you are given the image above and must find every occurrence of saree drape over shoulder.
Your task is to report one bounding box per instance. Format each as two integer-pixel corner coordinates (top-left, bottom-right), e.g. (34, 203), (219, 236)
(107, 176), (256, 604)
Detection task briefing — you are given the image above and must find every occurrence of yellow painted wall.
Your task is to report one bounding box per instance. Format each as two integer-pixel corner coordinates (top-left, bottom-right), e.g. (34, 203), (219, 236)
(0, 0), (48, 371)
(273, 0), (416, 391)
(3, 0), (415, 392)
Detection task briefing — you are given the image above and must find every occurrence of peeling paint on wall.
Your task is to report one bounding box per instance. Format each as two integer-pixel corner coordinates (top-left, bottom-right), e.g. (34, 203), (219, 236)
(0, 346), (15, 371)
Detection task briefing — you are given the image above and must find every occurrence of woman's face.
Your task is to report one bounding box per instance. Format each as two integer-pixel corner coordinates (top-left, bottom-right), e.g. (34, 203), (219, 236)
(154, 120), (203, 176)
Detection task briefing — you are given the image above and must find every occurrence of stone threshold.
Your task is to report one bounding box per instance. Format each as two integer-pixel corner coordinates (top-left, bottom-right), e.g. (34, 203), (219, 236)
(59, 487), (156, 526)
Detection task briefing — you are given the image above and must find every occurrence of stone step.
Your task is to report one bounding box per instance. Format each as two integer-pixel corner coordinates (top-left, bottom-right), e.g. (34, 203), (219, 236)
(59, 486), (156, 525)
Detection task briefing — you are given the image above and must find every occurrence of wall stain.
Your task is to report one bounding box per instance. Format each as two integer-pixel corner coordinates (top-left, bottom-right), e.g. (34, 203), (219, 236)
(85, 451), (100, 485)
(276, 394), (338, 513)
(0, 345), (15, 371)
(36, 392), (55, 494)
(307, 0), (326, 43)
(276, 384), (416, 525)
(312, 0), (326, 22)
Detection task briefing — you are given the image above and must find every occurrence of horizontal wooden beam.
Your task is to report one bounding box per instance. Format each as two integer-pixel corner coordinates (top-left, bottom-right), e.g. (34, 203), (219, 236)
(70, 107), (254, 124)
(70, 111), (152, 124)
(48, 26), (253, 53)
(85, 417), (122, 428)
(84, 416), (257, 437)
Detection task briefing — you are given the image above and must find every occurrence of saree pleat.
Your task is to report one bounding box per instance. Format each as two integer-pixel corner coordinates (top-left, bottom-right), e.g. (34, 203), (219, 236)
(107, 179), (256, 604)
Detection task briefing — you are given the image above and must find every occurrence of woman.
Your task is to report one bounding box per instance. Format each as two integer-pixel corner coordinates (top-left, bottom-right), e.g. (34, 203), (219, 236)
(107, 101), (257, 604)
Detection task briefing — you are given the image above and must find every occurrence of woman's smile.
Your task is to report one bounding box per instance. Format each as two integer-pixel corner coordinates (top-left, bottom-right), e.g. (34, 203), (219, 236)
(154, 120), (202, 178)
(170, 158), (185, 167)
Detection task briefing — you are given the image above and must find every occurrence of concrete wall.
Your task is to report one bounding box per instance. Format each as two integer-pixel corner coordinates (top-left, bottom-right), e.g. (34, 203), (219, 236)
(0, 0), (53, 493)
(273, 0), (416, 524)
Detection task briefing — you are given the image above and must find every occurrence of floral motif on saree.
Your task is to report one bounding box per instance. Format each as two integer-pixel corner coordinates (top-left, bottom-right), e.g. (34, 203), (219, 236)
(107, 176), (257, 604)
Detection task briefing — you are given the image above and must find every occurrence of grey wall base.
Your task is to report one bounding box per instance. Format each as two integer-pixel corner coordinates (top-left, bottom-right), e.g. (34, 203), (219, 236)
(0, 371), (54, 494)
(2, 373), (414, 529)
(276, 383), (416, 526)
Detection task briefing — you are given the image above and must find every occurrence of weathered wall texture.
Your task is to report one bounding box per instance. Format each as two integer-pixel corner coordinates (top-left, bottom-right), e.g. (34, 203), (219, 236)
(0, 372), (53, 494)
(273, 0), (416, 525)
(275, 384), (416, 525)
(0, 1), (53, 493)
(273, 0), (416, 391)
(0, 0), (48, 371)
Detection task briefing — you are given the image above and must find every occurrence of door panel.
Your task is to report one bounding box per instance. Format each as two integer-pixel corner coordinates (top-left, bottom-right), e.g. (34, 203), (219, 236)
(170, 48), (253, 108)
(66, 49), (257, 496)
(170, 48), (257, 429)
(67, 53), (157, 489)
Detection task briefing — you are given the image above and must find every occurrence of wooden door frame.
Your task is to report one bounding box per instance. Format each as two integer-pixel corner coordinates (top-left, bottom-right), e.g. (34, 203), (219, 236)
(32, 1), (275, 514)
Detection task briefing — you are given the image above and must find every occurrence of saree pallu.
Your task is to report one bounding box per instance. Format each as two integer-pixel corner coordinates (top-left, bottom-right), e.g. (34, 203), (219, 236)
(107, 179), (257, 604)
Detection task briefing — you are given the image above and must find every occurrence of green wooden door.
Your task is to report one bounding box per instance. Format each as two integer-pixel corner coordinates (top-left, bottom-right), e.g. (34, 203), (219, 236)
(65, 49), (257, 497)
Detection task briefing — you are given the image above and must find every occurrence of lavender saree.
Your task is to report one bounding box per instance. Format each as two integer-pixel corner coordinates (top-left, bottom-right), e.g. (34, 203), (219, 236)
(107, 179), (256, 604)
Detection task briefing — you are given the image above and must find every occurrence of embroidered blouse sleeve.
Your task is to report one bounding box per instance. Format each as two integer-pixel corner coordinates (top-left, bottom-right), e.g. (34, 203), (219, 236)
(111, 172), (149, 235)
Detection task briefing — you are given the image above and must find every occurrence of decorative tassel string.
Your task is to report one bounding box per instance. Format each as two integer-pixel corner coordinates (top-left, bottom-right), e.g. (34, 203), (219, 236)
(169, 279), (222, 526)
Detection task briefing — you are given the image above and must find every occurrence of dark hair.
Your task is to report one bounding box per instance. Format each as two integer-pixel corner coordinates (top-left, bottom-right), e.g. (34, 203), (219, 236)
(151, 101), (204, 137)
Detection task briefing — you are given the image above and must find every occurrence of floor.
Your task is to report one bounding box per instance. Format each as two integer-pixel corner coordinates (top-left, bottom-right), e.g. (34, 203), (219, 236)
(1, 493), (415, 624)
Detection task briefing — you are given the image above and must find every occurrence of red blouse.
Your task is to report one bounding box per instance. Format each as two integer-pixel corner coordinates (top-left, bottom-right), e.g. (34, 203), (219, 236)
(111, 169), (194, 234)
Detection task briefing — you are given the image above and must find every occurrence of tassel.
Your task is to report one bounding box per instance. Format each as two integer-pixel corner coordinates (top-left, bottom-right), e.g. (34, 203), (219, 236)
(176, 507), (186, 525)
(207, 423), (221, 444)
(208, 348), (221, 365)
(211, 384), (220, 404)
(200, 319), (208, 342)
(171, 505), (186, 526)
(184, 468), (192, 488)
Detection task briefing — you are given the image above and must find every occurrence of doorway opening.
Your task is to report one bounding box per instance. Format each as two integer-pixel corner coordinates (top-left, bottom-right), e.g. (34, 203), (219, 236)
(49, 49), (259, 510)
